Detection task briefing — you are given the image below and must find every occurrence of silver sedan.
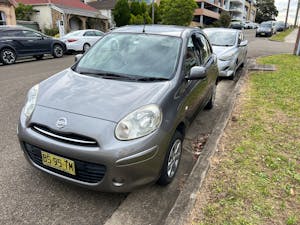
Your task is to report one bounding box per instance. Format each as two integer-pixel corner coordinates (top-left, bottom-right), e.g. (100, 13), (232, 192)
(204, 28), (248, 80)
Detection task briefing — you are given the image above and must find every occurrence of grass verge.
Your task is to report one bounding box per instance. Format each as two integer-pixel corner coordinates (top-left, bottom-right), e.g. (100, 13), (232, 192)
(190, 54), (300, 225)
(270, 29), (295, 42)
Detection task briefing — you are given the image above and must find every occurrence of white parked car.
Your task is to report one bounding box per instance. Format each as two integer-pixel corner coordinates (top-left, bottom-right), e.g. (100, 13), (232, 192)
(60, 29), (104, 52)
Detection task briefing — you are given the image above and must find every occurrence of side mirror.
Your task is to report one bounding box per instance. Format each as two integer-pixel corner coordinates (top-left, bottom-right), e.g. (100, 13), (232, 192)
(187, 66), (207, 80)
(75, 54), (83, 62)
(239, 40), (248, 47)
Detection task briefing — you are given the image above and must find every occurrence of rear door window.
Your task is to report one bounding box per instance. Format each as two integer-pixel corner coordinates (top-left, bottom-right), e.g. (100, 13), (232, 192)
(21, 30), (42, 38)
(84, 31), (96, 36)
(1, 30), (22, 37)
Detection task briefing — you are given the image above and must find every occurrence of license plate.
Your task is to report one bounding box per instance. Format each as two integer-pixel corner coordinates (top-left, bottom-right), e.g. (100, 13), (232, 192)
(41, 151), (76, 175)
(261, 33), (265, 35)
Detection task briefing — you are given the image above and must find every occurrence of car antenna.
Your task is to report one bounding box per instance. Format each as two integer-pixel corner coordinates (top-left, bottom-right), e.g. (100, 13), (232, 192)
(142, 18), (146, 33)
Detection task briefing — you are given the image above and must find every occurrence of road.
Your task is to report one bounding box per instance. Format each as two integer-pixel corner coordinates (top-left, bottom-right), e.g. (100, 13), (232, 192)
(0, 30), (294, 225)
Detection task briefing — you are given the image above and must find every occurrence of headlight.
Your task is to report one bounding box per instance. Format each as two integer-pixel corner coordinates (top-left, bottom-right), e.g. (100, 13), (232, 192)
(115, 104), (162, 140)
(24, 84), (39, 118)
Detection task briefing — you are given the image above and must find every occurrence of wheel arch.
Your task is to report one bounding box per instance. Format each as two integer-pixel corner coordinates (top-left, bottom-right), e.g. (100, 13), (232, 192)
(175, 121), (186, 138)
(0, 45), (17, 56)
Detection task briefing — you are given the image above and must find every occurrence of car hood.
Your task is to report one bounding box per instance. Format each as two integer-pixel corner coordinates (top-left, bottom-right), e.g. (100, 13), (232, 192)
(37, 69), (170, 123)
(212, 45), (236, 57)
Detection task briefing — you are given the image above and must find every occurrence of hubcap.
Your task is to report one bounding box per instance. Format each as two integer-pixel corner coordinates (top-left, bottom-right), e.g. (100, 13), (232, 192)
(54, 46), (63, 57)
(3, 50), (15, 64)
(84, 44), (90, 52)
(167, 139), (182, 178)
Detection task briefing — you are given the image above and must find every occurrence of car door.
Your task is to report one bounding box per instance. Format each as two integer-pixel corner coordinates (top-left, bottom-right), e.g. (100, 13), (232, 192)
(83, 31), (99, 46)
(179, 33), (210, 120)
(20, 30), (51, 54)
(195, 33), (218, 106)
(0, 30), (24, 55)
(237, 32), (246, 65)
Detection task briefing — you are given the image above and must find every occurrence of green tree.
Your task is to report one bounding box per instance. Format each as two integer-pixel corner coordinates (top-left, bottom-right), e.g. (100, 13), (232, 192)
(160, 0), (197, 26)
(113, 0), (131, 27)
(255, 0), (278, 23)
(130, 14), (144, 25)
(212, 11), (231, 27)
(129, 0), (151, 25)
(15, 3), (35, 21)
(130, 1), (142, 16)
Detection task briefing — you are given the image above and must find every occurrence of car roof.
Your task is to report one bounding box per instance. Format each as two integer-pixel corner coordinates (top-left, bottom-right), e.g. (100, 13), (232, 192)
(0, 25), (31, 31)
(111, 25), (200, 38)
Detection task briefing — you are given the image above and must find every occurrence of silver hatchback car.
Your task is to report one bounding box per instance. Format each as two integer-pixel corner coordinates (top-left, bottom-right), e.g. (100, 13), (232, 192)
(18, 25), (219, 192)
(204, 28), (248, 80)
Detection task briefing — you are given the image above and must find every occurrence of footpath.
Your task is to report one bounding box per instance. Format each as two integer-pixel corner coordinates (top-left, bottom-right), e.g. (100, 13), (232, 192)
(285, 28), (298, 43)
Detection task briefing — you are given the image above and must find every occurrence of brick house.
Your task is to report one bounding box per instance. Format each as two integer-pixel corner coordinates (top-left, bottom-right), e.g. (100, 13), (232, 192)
(0, 0), (17, 25)
(15, 0), (109, 33)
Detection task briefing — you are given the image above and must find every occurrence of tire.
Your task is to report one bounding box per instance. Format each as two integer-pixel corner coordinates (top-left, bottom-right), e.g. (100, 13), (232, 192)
(157, 131), (183, 186)
(52, 44), (64, 58)
(83, 43), (90, 53)
(34, 54), (43, 60)
(0, 48), (16, 65)
(205, 84), (216, 110)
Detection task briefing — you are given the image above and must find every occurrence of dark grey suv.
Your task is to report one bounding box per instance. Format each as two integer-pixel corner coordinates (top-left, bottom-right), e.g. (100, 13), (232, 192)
(0, 26), (66, 65)
(18, 25), (219, 192)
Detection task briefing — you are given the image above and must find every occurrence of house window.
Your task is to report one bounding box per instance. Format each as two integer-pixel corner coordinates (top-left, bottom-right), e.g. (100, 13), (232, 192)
(0, 11), (6, 25)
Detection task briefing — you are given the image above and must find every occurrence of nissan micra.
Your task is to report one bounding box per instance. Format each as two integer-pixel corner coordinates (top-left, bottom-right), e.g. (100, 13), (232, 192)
(18, 25), (219, 192)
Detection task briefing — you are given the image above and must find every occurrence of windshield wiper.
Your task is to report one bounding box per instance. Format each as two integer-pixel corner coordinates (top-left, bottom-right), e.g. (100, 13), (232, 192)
(135, 76), (169, 81)
(78, 71), (135, 80)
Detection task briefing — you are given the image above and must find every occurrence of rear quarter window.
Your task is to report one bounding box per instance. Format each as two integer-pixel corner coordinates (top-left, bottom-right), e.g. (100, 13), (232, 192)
(0, 30), (22, 37)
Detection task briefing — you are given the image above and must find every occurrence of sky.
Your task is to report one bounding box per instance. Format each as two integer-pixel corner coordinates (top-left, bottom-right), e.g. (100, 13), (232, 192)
(275, 0), (299, 24)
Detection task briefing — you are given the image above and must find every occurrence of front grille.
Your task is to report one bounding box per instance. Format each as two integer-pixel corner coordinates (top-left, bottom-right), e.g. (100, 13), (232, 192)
(31, 124), (98, 147)
(24, 143), (106, 184)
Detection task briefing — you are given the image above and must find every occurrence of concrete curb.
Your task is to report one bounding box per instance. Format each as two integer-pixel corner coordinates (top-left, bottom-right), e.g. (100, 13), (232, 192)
(164, 67), (249, 225)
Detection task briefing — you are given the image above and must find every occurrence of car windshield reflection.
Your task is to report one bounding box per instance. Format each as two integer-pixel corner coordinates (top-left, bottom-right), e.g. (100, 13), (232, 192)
(75, 33), (182, 80)
(205, 31), (236, 47)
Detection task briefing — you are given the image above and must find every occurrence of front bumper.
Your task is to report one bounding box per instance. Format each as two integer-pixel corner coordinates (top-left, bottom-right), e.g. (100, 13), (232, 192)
(217, 59), (236, 77)
(256, 31), (272, 36)
(18, 106), (170, 192)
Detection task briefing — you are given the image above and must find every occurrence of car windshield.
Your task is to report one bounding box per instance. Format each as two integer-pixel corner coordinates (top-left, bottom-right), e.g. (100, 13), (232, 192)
(261, 23), (272, 28)
(205, 30), (236, 46)
(74, 33), (182, 80)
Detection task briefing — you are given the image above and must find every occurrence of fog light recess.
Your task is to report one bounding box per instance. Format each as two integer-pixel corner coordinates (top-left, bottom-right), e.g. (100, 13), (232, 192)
(112, 177), (125, 187)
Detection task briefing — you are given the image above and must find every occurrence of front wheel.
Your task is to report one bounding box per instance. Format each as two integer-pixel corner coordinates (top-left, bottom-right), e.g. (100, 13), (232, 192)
(157, 131), (183, 186)
(83, 43), (90, 53)
(1, 48), (16, 65)
(52, 44), (64, 58)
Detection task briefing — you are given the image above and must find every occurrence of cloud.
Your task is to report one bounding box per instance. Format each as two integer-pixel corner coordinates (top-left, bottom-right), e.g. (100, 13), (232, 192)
(275, 0), (299, 24)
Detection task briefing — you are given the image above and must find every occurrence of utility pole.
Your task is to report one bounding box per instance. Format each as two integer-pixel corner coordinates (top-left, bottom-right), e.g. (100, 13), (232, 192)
(285, 0), (291, 28)
(294, 0), (300, 27)
(294, 27), (300, 55)
(152, 0), (155, 24)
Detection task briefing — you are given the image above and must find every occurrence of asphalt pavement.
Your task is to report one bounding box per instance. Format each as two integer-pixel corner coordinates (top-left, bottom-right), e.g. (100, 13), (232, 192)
(0, 30), (295, 225)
